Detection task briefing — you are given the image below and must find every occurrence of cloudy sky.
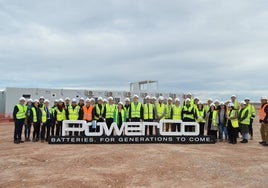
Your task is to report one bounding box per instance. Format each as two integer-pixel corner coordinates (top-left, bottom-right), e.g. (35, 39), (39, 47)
(0, 0), (267, 102)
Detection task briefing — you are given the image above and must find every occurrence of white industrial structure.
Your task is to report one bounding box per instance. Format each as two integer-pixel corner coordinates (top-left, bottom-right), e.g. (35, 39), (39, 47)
(0, 80), (185, 116)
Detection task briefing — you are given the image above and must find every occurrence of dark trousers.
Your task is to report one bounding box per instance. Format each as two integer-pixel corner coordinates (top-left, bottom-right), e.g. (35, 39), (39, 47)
(144, 119), (154, 135)
(171, 123), (181, 132)
(24, 122), (32, 140)
(106, 118), (113, 128)
(199, 122), (205, 136)
(51, 121), (55, 136)
(229, 125), (239, 143)
(249, 119), (254, 137)
(33, 122), (40, 141)
(56, 121), (63, 136)
(41, 119), (52, 141)
(14, 119), (25, 142)
(183, 118), (195, 132)
(208, 130), (217, 140)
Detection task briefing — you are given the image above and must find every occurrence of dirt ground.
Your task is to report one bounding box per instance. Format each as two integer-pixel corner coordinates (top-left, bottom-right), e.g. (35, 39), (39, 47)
(0, 121), (267, 188)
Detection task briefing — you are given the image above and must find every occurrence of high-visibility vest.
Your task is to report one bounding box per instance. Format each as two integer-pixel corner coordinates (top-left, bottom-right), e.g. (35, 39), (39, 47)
(68, 105), (80, 120)
(196, 108), (206, 123)
(131, 102), (142, 118)
(212, 110), (218, 126)
(172, 105), (182, 120)
(94, 104), (104, 120)
(247, 104), (256, 119)
(56, 108), (66, 121)
(156, 103), (165, 119)
(16, 104), (27, 119)
(83, 105), (93, 121)
(124, 105), (130, 119)
(233, 101), (240, 110)
(165, 104), (172, 119)
(114, 109), (126, 125)
(182, 106), (194, 120)
(40, 106), (47, 123)
(143, 103), (154, 120)
(32, 107), (37, 123)
(260, 103), (268, 121)
(204, 105), (210, 114)
(229, 110), (239, 128)
(105, 104), (116, 119)
(239, 108), (250, 125)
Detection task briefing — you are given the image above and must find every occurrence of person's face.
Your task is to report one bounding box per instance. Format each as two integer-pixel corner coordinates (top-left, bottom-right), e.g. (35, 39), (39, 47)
(98, 100), (103, 105)
(65, 100), (70, 104)
(175, 101), (180, 106)
(145, 99), (150, 103)
(208, 100), (212, 104)
(86, 101), (90, 106)
(231, 97), (236, 102)
(72, 102), (76, 106)
(210, 106), (215, 111)
(34, 102), (39, 107)
(27, 102), (32, 106)
(45, 102), (49, 107)
(198, 104), (202, 108)
(118, 104), (123, 110)
(168, 100), (172, 105)
(187, 94), (191, 99)
(186, 101), (190, 105)
(125, 101), (130, 105)
(109, 99), (113, 105)
(261, 99), (267, 104)
(221, 105), (225, 109)
(134, 97), (138, 103)
(58, 102), (63, 106)
(245, 100), (250, 105)
(20, 100), (25, 105)
(39, 99), (44, 104)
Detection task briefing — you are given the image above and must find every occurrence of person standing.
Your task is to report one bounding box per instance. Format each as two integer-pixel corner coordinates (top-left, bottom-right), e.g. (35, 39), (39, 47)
(13, 97), (27, 144)
(259, 96), (268, 146)
(55, 99), (66, 136)
(238, 101), (250, 143)
(195, 101), (206, 136)
(50, 99), (58, 136)
(171, 98), (182, 132)
(165, 97), (173, 132)
(182, 98), (195, 132)
(204, 98), (213, 113)
(231, 95), (240, 110)
(65, 97), (71, 109)
(113, 102), (126, 135)
(104, 97), (116, 129)
(129, 95), (143, 122)
(227, 103), (239, 144)
(205, 103), (218, 140)
(32, 99), (42, 142)
(66, 98), (82, 136)
(93, 97), (105, 132)
(40, 99), (53, 142)
(143, 96), (155, 135)
(244, 98), (256, 140)
(82, 98), (94, 132)
(25, 99), (33, 142)
(218, 102), (228, 142)
(124, 98), (131, 122)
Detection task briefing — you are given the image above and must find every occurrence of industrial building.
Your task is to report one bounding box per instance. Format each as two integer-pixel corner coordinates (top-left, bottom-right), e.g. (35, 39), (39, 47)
(0, 81), (184, 116)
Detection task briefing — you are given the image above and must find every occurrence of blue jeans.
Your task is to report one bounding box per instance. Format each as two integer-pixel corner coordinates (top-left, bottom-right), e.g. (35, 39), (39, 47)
(219, 122), (228, 140)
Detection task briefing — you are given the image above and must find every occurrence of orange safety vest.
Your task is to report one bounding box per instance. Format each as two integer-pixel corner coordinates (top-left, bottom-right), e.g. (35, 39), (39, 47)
(260, 103), (268, 121)
(83, 105), (93, 121)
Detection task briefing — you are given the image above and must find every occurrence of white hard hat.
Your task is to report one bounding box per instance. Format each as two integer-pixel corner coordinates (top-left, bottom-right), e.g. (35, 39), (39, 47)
(152, 97), (157, 100)
(185, 98), (191, 102)
(71, 98), (77, 103)
(198, 101), (203, 105)
(103, 99), (108, 103)
(214, 99), (220, 103)
(207, 98), (213, 102)
(145, 95), (151, 100)
(108, 96), (113, 101)
(65, 97), (70, 101)
(187, 92), (192, 96)
(168, 97), (173, 101)
(175, 98), (180, 102)
(240, 101), (246, 105)
(85, 98), (90, 102)
(194, 97), (199, 100)
(125, 98), (130, 102)
(44, 99), (49, 103)
(228, 103), (234, 107)
(133, 95), (139, 99)
(261, 96), (268, 100)
(90, 98), (95, 102)
(97, 97), (103, 101)
(118, 102), (123, 106)
(220, 102), (225, 106)
(158, 96), (164, 101)
(19, 97), (26, 101)
(210, 103), (216, 107)
(58, 98), (64, 103)
(231, 95), (236, 98)
(39, 96), (45, 100)
(27, 99), (33, 103)
(244, 97), (250, 101)
(54, 99), (59, 103)
(80, 97), (84, 101)
(34, 99), (39, 103)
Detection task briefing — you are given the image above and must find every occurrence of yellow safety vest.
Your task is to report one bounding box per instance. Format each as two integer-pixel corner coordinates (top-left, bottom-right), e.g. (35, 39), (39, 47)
(105, 104), (116, 119)
(131, 102), (142, 118)
(143, 103), (154, 120)
(56, 108), (66, 121)
(156, 103), (166, 119)
(212, 110), (218, 126)
(229, 110), (239, 128)
(94, 104), (104, 120)
(40, 106), (47, 123)
(68, 105), (80, 120)
(165, 104), (173, 119)
(239, 108), (250, 125)
(196, 108), (206, 123)
(247, 104), (256, 119)
(114, 109), (126, 125)
(16, 104), (27, 119)
(32, 107), (37, 123)
(182, 106), (195, 120)
(172, 105), (182, 120)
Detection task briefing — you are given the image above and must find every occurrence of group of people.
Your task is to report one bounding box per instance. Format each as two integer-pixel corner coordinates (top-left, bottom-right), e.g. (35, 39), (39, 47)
(12, 93), (268, 146)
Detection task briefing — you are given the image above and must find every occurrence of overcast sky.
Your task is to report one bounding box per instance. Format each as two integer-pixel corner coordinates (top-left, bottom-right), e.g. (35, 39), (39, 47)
(0, 0), (267, 102)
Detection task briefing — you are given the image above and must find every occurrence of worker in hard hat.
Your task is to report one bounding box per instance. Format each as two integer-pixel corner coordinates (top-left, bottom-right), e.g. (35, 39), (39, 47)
(39, 96), (45, 108)
(103, 99), (108, 106)
(50, 99), (58, 136)
(164, 97), (173, 132)
(143, 96), (155, 135)
(79, 97), (85, 108)
(231, 95), (240, 110)
(195, 101), (206, 136)
(32, 99), (42, 142)
(13, 97), (27, 144)
(205, 103), (218, 141)
(227, 103), (239, 144)
(218, 102), (228, 142)
(244, 98), (255, 140)
(25, 99), (33, 142)
(182, 98), (195, 132)
(204, 98), (213, 114)
(104, 97), (116, 130)
(129, 95), (143, 122)
(113, 102), (126, 133)
(238, 101), (250, 143)
(183, 93), (194, 107)
(124, 98), (131, 122)
(214, 99), (220, 110)
(40, 99), (53, 142)
(259, 96), (268, 146)
(66, 98), (82, 136)
(65, 97), (71, 109)
(55, 98), (66, 136)
(93, 97), (105, 132)
(171, 98), (182, 132)
(82, 98), (94, 123)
